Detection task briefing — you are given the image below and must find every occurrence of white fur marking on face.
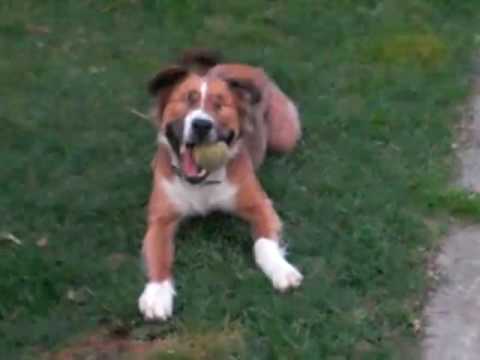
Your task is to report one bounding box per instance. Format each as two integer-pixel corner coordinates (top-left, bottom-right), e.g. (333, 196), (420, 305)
(138, 280), (175, 320)
(182, 79), (214, 142)
(161, 170), (237, 216)
(200, 80), (208, 109)
(254, 238), (303, 292)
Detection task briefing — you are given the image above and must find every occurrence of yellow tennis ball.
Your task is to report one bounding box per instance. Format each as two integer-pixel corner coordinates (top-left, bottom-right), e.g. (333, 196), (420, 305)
(193, 142), (229, 171)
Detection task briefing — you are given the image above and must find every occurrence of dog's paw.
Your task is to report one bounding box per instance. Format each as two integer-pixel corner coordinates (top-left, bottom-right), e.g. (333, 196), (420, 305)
(270, 261), (303, 291)
(138, 280), (175, 320)
(254, 238), (303, 292)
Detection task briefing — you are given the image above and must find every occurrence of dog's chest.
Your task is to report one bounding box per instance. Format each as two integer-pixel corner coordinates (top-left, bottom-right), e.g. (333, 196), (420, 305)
(161, 174), (237, 216)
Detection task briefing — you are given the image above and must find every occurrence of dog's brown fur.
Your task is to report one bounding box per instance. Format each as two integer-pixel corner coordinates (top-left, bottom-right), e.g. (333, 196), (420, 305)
(139, 51), (302, 319)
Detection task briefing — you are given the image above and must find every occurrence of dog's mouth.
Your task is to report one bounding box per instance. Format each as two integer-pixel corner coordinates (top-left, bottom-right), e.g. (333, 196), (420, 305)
(179, 144), (208, 184)
(165, 119), (235, 184)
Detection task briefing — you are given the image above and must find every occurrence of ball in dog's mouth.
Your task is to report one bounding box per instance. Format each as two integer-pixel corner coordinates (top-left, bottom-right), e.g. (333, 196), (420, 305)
(180, 144), (208, 182)
(193, 142), (229, 171)
(180, 142), (229, 183)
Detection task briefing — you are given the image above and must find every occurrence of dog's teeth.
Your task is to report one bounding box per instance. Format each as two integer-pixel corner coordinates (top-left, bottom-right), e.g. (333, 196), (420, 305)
(199, 169), (207, 177)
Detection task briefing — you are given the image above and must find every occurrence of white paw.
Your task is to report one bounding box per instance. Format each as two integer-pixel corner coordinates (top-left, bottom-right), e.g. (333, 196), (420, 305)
(138, 280), (175, 320)
(269, 261), (303, 291)
(254, 238), (303, 292)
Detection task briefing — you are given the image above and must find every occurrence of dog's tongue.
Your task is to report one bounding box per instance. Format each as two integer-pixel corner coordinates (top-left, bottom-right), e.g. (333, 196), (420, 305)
(181, 148), (199, 178)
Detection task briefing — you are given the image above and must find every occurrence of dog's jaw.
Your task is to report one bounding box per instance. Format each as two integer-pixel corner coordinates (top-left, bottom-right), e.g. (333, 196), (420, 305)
(138, 280), (175, 320)
(254, 238), (303, 291)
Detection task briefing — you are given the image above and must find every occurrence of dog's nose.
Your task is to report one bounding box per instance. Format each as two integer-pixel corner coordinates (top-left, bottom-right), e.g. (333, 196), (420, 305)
(192, 118), (213, 138)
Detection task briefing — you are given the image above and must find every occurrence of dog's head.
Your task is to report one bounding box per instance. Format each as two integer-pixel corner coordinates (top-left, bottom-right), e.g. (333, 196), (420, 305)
(149, 62), (261, 183)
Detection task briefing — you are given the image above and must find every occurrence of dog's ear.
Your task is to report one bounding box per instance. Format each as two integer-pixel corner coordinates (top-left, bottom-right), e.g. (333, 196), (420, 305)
(179, 48), (222, 75)
(224, 78), (262, 135)
(225, 78), (262, 105)
(148, 66), (189, 124)
(148, 66), (188, 96)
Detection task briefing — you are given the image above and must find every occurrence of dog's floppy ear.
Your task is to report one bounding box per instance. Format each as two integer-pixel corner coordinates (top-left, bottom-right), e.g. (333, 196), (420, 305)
(148, 66), (189, 124)
(225, 78), (262, 105)
(224, 78), (262, 135)
(179, 48), (222, 75)
(148, 65), (188, 96)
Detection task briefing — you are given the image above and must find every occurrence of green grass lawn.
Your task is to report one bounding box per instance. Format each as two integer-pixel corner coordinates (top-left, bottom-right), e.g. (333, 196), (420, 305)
(1, 0), (480, 359)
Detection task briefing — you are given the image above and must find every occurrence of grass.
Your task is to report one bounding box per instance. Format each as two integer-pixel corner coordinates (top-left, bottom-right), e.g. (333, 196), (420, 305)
(427, 188), (480, 219)
(1, 0), (480, 358)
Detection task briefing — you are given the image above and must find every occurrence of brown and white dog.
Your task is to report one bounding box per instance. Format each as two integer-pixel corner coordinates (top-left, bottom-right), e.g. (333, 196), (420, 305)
(138, 50), (303, 320)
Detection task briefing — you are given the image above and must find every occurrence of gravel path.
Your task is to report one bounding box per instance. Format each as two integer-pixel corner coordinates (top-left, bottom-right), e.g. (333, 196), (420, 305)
(423, 69), (480, 360)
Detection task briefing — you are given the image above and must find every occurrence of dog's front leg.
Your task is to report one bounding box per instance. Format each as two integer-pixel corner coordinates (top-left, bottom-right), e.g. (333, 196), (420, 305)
(138, 217), (177, 320)
(236, 177), (303, 292)
(138, 217), (178, 320)
(138, 171), (180, 321)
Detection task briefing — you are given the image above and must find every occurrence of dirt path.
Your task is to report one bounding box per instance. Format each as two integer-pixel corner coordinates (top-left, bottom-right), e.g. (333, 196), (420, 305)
(423, 66), (480, 359)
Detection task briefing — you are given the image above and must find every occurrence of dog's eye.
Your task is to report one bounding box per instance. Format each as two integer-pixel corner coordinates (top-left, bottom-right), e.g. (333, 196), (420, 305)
(187, 91), (200, 106)
(213, 101), (223, 112)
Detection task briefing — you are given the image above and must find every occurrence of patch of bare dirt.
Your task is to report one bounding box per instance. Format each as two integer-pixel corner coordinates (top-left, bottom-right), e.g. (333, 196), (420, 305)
(45, 323), (244, 360)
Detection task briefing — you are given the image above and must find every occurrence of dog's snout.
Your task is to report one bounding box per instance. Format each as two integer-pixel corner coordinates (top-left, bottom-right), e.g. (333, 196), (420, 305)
(192, 118), (213, 137)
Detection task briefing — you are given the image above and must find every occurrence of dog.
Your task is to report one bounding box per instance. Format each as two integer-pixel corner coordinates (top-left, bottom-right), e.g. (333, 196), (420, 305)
(138, 50), (303, 320)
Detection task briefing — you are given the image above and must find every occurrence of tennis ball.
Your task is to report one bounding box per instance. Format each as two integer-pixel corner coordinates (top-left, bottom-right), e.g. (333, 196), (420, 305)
(193, 142), (229, 171)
